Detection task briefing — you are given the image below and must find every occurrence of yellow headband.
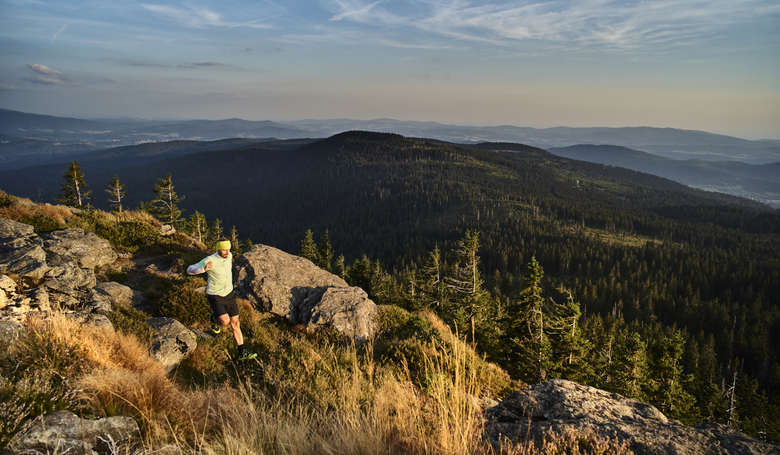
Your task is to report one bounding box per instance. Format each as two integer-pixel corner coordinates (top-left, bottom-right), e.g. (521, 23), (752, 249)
(216, 240), (231, 251)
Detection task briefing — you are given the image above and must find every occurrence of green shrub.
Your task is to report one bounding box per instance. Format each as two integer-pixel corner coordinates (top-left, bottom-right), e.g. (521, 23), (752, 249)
(0, 190), (15, 208)
(158, 279), (210, 326)
(19, 211), (64, 232)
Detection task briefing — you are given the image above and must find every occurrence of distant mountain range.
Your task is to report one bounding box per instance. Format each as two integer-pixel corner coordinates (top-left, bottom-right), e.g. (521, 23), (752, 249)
(1, 108), (778, 207)
(3, 108), (779, 167)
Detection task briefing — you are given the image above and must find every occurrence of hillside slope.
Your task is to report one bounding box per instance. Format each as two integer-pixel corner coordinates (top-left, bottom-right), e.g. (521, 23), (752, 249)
(549, 144), (780, 207)
(1, 200), (776, 454)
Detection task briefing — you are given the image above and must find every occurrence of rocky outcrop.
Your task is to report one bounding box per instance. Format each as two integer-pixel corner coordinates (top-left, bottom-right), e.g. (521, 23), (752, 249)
(234, 244), (377, 342)
(484, 379), (779, 455)
(147, 317), (198, 372)
(6, 410), (141, 455)
(0, 219), (118, 321)
(43, 229), (118, 270)
(0, 219), (117, 311)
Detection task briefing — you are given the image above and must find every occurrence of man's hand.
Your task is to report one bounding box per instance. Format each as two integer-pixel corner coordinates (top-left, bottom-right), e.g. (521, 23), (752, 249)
(204, 260), (214, 271)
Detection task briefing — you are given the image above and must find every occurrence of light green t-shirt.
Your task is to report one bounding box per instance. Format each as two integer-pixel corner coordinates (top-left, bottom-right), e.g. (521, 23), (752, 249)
(194, 252), (233, 297)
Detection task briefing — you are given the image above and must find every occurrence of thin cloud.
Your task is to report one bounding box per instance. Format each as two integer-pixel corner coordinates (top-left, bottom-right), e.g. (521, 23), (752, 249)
(329, 0), (383, 21)
(103, 58), (234, 70)
(140, 3), (271, 29)
(177, 61), (232, 69)
(325, 0), (780, 51)
(25, 63), (67, 85)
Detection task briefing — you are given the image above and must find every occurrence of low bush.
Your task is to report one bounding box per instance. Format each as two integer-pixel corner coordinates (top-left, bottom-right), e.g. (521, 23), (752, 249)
(158, 279), (211, 326)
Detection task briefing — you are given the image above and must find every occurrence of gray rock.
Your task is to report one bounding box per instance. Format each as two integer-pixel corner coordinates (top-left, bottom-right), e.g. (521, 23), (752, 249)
(94, 281), (134, 307)
(42, 229), (117, 269)
(86, 282), (136, 314)
(0, 319), (23, 346)
(484, 379), (779, 455)
(234, 244), (378, 342)
(235, 244), (348, 317)
(303, 286), (377, 343)
(0, 218), (35, 240)
(147, 317), (197, 372)
(0, 244), (50, 280)
(86, 290), (113, 314)
(6, 410), (141, 455)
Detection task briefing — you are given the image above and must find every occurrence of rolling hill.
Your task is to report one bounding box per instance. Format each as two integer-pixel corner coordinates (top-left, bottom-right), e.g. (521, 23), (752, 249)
(548, 144), (780, 208)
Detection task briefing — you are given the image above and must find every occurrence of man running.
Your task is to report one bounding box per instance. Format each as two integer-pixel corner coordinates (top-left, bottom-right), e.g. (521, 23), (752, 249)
(187, 238), (256, 360)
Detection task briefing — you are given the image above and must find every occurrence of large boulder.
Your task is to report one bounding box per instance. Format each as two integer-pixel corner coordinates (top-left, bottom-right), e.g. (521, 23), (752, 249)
(234, 244), (378, 342)
(42, 229), (117, 270)
(147, 317), (198, 372)
(235, 244), (348, 316)
(484, 379), (779, 455)
(300, 286), (378, 343)
(6, 410), (141, 455)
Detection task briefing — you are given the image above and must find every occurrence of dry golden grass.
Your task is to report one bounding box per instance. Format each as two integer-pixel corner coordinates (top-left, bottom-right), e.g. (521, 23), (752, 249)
(15, 311), (632, 455)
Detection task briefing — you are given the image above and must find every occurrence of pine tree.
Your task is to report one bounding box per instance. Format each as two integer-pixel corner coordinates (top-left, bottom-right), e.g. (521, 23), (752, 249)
(317, 229), (334, 271)
(230, 225), (242, 254)
(188, 211), (208, 244)
(549, 289), (592, 383)
(58, 161), (90, 207)
(347, 255), (373, 293)
(150, 173), (184, 226)
(609, 329), (649, 400)
(299, 229), (319, 264)
(105, 174), (126, 213)
(208, 219), (223, 246)
(647, 330), (697, 421)
(509, 256), (554, 383)
(418, 245), (446, 309)
(445, 230), (489, 345)
(334, 254), (346, 279)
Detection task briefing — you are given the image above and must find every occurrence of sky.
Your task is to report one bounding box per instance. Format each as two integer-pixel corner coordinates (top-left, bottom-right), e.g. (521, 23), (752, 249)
(1, 0), (779, 139)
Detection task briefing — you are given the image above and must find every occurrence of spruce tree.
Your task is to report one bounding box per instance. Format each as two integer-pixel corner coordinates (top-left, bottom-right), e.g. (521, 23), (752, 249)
(509, 256), (554, 383)
(58, 160), (90, 207)
(609, 329), (649, 400)
(299, 229), (319, 264)
(334, 255), (346, 279)
(105, 174), (125, 213)
(317, 229), (334, 271)
(647, 330), (697, 421)
(445, 230), (489, 344)
(230, 225), (242, 254)
(418, 245), (446, 309)
(208, 219), (224, 246)
(150, 173), (184, 226)
(188, 211), (208, 244)
(549, 290), (592, 382)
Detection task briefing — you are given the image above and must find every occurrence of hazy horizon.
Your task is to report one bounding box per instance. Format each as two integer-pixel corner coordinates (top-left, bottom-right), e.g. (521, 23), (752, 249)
(1, 0), (778, 140)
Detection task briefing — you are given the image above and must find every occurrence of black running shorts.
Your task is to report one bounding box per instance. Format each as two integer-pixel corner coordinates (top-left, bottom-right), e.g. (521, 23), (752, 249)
(207, 290), (239, 318)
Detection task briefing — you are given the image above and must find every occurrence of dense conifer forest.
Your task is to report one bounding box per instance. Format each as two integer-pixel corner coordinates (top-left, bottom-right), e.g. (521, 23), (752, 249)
(2, 131), (779, 440)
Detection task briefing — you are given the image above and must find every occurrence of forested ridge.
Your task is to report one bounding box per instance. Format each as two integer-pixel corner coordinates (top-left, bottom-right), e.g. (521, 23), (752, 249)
(2, 131), (779, 440)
